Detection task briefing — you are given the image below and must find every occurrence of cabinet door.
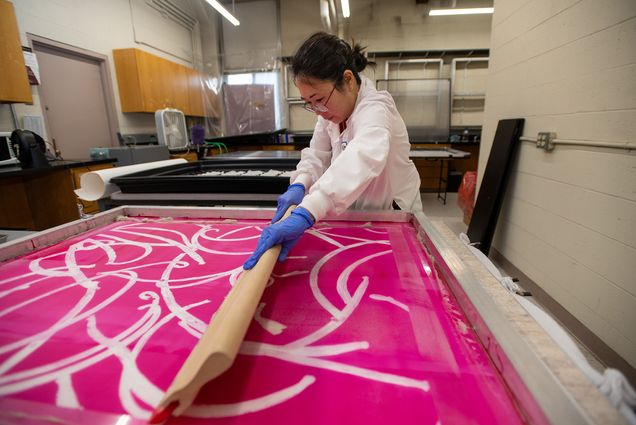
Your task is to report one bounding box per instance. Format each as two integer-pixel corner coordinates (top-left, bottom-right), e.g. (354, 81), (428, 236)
(171, 63), (190, 114)
(0, 0), (33, 103)
(136, 50), (174, 111)
(186, 68), (204, 117)
(113, 49), (144, 112)
(188, 70), (220, 118)
(113, 48), (212, 116)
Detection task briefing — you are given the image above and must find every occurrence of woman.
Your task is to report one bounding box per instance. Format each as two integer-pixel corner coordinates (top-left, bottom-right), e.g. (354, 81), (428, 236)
(243, 32), (421, 270)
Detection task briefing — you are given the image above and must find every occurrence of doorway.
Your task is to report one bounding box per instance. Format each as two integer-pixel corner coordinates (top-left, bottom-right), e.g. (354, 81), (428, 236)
(28, 35), (119, 159)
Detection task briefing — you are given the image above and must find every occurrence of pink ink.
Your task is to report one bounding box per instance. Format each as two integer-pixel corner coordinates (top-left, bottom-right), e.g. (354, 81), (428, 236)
(0, 218), (526, 424)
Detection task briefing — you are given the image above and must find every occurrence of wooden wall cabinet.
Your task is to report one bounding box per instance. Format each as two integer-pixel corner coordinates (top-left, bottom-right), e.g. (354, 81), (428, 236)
(113, 48), (217, 117)
(0, 0), (33, 104)
(186, 67), (205, 117)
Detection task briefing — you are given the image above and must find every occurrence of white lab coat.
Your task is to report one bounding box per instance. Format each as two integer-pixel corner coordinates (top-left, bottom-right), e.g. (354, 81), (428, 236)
(291, 76), (422, 221)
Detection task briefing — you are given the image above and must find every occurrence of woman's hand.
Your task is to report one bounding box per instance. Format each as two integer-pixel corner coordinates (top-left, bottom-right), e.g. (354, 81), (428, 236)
(243, 207), (315, 270)
(272, 183), (305, 223)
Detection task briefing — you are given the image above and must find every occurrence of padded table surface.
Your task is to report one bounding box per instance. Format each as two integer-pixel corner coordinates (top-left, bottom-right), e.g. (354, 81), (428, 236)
(0, 211), (525, 424)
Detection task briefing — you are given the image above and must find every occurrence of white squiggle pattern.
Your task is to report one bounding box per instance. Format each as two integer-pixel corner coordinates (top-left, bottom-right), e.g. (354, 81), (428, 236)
(86, 316), (163, 418)
(337, 250), (391, 303)
(0, 288), (160, 394)
(254, 303), (287, 335)
(369, 294), (410, 312)
(55, 374), (79, 409)
(308, 240), (389, 319)
(241, 342), (429, 391)
(186, 375), (316, 418)
(306, 229), (344, 248)
(0, 218), (432, 421)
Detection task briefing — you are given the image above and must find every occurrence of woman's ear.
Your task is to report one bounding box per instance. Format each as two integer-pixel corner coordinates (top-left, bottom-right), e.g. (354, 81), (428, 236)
(343, 69), (356, 90)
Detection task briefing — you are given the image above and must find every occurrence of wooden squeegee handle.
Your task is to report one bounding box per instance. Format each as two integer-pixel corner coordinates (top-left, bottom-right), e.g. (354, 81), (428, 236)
(152, 207), (295, 419)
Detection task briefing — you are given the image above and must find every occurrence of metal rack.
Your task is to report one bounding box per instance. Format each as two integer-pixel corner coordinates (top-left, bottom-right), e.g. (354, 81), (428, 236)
(384, 58), (444, 79)
(450, 57), (489, 126)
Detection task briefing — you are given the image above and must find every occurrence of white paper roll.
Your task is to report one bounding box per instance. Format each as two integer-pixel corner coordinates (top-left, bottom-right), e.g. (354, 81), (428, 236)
(74, 159), (188, 201)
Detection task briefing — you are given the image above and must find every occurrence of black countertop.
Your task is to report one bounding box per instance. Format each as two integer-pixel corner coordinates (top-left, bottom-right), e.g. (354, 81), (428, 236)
(0, 158), (117, 178)
(200, 128), (482, 149)
(205, 129), (287, 146)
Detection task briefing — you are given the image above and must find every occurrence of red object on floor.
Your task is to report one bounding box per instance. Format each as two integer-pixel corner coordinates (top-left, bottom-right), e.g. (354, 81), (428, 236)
(458, 171), (477, 224)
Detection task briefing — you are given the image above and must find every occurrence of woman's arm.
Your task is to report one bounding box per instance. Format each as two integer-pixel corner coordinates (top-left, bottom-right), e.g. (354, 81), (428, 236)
(300, 102), (392, 221)
(289, 118), (332, 191)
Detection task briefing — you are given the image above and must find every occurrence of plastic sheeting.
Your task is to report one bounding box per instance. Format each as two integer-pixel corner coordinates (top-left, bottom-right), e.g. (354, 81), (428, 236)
(224, 84), (277, 135)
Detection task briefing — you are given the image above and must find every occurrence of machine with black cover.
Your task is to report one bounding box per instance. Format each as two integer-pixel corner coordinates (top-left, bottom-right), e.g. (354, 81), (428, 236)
(111, 158), (299, 194)
(10, 130), (50, 168)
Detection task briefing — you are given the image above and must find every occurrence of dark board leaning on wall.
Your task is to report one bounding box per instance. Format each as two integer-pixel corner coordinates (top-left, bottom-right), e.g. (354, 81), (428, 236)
(467, 118), (524, 255)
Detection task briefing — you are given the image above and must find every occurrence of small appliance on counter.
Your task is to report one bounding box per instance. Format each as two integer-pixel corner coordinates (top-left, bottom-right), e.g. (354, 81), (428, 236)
(0, 132), (19, 167)
(156, 108), (188, 150)
(118, 133), (158, 146)
(8, 130), (50, 168)
(89, 145), (169, 166)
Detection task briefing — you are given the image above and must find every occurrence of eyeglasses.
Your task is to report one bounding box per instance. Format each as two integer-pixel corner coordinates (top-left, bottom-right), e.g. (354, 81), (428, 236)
(303, 85), (336, 113)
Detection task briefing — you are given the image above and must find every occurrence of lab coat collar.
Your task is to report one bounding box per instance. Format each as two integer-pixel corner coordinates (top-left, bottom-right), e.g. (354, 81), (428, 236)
(342, 75), (370, 129)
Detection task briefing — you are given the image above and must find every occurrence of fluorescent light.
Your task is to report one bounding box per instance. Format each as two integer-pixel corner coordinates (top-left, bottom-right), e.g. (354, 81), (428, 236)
(429, 7), (494, 16)
(205, 0), (240, 26)
(341, 0), (350, 18)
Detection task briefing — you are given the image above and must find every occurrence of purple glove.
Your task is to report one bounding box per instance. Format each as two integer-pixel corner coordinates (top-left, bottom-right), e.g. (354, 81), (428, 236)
(243, 207), (315, 270)
(272, 183), (305, 223)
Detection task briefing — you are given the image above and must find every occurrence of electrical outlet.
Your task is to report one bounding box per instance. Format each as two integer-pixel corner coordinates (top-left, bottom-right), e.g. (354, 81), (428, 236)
(537, 132), (556, 151)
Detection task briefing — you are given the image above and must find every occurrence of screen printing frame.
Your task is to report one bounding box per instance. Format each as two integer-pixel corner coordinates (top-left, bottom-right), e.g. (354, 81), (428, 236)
(0, 206), (599, 425)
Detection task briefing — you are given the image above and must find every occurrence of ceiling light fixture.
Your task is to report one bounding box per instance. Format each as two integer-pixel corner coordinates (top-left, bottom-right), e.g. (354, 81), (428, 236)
(341, 0), (350, 18)
(429, 7), (494, 16)
(205, 0), (240, 26)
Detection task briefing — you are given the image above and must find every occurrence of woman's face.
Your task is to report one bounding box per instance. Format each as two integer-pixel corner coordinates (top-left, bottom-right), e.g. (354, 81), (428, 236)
(295, 71), (359, 124)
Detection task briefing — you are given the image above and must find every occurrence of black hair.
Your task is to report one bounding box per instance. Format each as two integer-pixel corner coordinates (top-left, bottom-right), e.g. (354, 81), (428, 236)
(291, 32), (371, 87)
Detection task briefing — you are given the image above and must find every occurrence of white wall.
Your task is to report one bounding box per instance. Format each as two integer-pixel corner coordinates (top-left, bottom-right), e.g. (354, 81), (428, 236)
(279, 0), (492, 131)
(280, 0), (493, 56)
(1, 0), (494, 137)
(481, 0), (636, 367)
(1, 0), (220, 138)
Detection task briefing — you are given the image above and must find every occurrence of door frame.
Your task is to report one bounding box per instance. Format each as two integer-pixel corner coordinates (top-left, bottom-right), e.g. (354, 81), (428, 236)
(26, 34), (120, 149)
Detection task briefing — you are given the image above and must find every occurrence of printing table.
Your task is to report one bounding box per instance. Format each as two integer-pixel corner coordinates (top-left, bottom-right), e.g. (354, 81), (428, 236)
(105, 149), (469, 208)
(0, 206), (612, 425)
(204, 150), (301, 160)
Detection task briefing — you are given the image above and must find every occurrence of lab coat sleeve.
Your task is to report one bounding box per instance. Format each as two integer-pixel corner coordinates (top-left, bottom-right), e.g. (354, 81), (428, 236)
(299, 102), (391, 221)
(289, 118), (332, 190)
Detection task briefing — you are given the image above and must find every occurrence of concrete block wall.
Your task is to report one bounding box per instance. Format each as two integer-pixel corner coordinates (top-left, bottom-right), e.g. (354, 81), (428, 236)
(481, 0), (636, 369)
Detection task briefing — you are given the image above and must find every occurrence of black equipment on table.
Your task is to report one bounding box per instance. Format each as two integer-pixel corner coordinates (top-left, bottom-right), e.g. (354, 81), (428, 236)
(10, 130), (50, 168)
(111, 159), (299, 194)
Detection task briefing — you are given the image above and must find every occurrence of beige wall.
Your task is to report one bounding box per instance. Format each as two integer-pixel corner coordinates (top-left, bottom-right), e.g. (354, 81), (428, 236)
(2, 0), (494, 137)
(481, 0), (636, 367)
(280, 0), (493, 131)
(280, 0), (493, 55)
(1, 0), (221, 138)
